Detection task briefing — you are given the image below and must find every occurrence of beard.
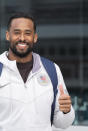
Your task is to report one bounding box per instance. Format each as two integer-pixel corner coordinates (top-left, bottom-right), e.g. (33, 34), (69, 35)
(9, 40), (34, 58)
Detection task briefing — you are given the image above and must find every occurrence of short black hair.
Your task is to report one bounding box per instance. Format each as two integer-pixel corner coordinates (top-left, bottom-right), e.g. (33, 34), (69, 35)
(7, 12), (36, 32)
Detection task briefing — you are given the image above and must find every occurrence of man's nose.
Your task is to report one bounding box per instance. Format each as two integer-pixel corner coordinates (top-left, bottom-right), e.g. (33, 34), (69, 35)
(19, 34), (25, 41)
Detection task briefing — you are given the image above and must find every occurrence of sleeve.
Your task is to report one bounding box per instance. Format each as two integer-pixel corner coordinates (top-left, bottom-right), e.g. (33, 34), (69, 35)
(52, 63), (75, 129)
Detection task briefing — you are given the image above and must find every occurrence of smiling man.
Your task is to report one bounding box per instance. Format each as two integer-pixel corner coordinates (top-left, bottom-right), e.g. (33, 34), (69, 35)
(6, 15), (37, 63)
(0, 12), (75, 131)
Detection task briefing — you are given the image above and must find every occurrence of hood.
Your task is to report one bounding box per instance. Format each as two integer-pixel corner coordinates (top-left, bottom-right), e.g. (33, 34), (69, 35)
(0, 51), (17, 71)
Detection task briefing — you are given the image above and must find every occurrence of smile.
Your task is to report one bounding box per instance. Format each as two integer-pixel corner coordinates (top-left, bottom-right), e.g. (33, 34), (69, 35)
(17, 43), (28, 49)
(17, 43), (27, 46)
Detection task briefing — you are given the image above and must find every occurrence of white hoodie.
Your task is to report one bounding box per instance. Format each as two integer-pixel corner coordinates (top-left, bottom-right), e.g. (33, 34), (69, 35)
(0, 51), (75, 131)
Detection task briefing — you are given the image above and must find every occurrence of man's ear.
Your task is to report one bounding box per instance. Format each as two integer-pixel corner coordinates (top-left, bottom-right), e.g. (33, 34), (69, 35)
(34, 33), (38, 43)
(6, 31), (10, 41)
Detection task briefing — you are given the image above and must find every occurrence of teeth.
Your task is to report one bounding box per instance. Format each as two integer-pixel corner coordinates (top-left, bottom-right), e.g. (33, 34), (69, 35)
(18, 43), (27, 47)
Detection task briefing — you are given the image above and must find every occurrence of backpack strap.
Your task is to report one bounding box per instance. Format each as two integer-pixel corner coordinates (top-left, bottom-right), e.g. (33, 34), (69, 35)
(0, 63), (3, 76)
(40, 56), (58, 125)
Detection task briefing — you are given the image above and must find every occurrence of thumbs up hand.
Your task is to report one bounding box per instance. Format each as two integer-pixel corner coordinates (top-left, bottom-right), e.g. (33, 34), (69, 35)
(58, 85), (71, 114)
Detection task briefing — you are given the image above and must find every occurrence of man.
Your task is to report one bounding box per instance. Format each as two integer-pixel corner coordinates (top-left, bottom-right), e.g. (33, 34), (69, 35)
(0, 12), (75, 131)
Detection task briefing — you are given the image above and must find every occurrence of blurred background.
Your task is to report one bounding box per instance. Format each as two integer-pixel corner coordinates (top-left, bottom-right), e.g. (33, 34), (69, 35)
(0, 0), (88, 126)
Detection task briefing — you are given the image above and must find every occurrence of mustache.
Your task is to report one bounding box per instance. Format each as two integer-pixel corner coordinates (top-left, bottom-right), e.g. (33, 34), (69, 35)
(15, 40), (29, 45)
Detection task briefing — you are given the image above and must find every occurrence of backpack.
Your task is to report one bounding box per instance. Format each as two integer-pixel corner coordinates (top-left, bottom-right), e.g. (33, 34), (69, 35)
(0, 57), (58, 125)
(40, 57), (58, 125)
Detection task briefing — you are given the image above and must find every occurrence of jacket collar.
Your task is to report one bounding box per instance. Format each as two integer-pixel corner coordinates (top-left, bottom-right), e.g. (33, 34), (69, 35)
(0, 51), (41, 73)
(32, 52), (41, 73)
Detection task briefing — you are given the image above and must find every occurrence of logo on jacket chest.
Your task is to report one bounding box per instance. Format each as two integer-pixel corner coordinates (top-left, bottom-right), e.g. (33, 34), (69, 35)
(37, 74), (50, 86)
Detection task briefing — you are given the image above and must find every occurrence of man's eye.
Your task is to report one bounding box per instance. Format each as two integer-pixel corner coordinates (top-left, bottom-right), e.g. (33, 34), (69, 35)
(14, 32), (20, 35)
(25, 32), (31, 35)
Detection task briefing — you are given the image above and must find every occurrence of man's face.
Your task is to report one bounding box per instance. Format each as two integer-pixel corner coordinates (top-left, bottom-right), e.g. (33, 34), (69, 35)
(6, 18), (37, 58)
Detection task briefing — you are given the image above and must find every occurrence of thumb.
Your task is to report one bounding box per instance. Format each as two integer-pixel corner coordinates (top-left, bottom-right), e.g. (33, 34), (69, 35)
(59, 84), (64, 95)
